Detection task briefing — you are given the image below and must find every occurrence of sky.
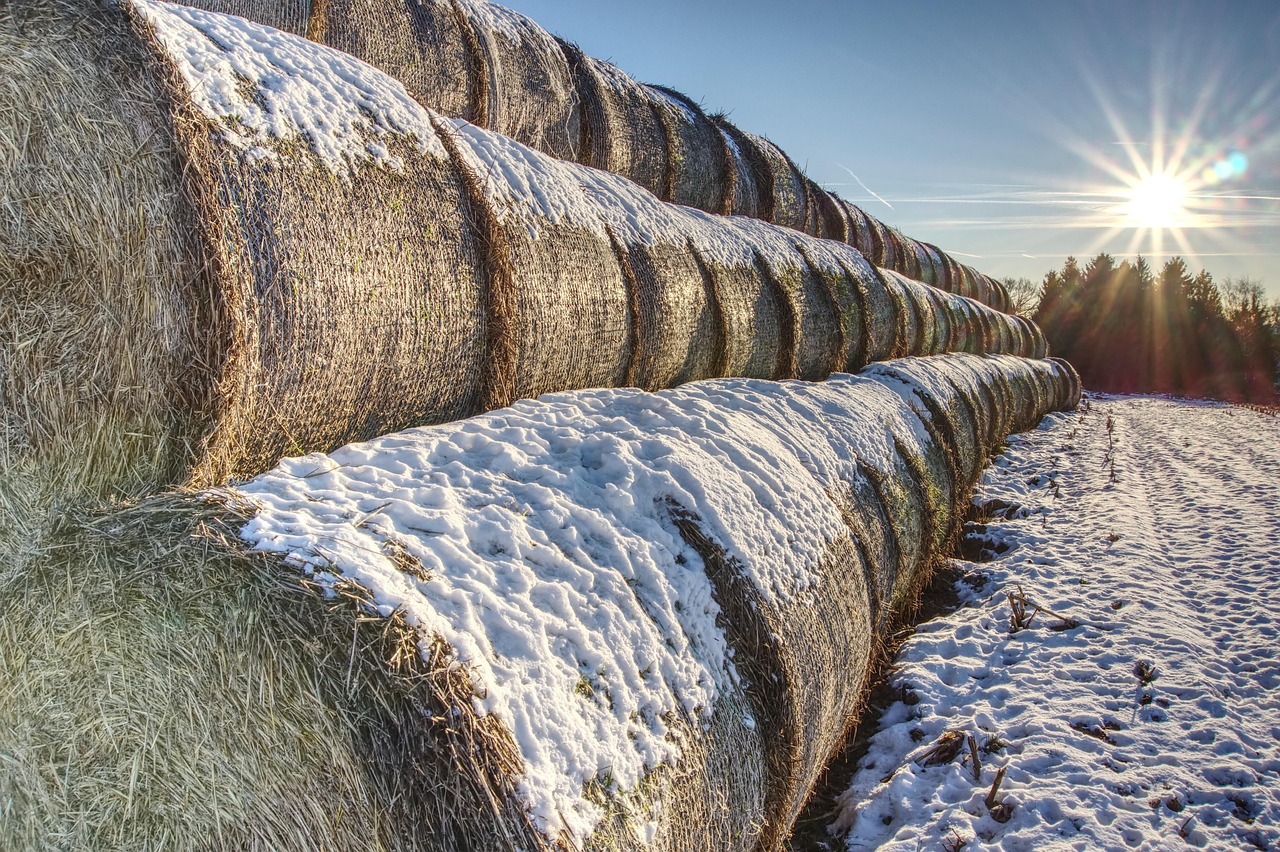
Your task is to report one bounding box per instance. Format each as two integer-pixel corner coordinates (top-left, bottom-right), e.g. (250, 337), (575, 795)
(504, 0), (1280, 297)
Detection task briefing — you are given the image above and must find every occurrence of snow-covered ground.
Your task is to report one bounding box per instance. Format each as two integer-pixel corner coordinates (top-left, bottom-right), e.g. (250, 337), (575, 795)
(834, 395), (1280, 851)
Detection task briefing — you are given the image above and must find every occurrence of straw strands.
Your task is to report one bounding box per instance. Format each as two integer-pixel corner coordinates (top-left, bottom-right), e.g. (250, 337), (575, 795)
(1, 0), (1039, 514)
(0, 354), (1078, 851)
(168, 0), (1014, 309)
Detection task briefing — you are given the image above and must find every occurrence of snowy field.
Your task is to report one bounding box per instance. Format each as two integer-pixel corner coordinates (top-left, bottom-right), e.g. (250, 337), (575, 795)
(833, 395), (1280, 851)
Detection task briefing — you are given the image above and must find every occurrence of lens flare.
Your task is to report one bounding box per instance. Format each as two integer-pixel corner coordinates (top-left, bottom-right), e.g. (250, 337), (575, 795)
(1123, 173), (1188, 229)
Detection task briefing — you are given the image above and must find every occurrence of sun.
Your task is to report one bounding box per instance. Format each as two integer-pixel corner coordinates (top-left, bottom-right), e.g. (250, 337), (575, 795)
(1123, 173), (1189, 229)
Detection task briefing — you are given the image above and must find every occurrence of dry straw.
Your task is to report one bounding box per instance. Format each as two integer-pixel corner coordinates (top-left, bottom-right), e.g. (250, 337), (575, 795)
(170, 0), (1023, 312)
(1, 1), (1045, 585)
(0, 354), (1079, 851)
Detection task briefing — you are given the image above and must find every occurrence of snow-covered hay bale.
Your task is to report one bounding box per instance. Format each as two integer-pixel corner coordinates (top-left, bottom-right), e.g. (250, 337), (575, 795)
(738, 132), (810, 233)
(0, 354), (1076, 851)
(441, 122), (633, 408)
(178, 0), (310, 34)
(807, 180), (849, 242)
(0, 0), (489, 508)
(456, 0), (581, 161)
(648, 86), (729, 213)
(710, 115), (770, 218)
(307, 0), (475, 122)
(561, 43), (669, 200)
(1049, 356), (1083, 409)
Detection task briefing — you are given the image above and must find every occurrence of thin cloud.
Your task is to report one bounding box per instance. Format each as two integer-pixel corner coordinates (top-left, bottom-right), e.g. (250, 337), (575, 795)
(836, 164), (894, 211)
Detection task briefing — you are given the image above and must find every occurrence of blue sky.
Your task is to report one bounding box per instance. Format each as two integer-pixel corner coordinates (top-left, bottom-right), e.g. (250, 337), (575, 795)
(506, 0), (1280, 296)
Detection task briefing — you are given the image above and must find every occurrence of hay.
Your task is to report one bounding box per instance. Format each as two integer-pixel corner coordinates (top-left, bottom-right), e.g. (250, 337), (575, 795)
(177, 0), (311, 34)
(647, 86), (729, 214)
(807, 182), (849, 242)
(170, 0), (1027, 310)
(0, 354), (1077, 849)
(560, 44), (669, 199)
(709, 116), (764, 218)
(306, 0), (476, 123)
(2, 0), (1056, 534)
(440, 119), (631, 407)
(454, 0), (580, 161)
(736, 132), (810, 233)
(0, 496), (550, 851)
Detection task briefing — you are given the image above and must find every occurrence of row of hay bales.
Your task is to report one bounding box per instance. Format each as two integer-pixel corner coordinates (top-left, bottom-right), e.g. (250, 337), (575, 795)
(0, 0), (1045, 518)
(0, 353), (1081, 852)
(170, 0), (1012, 310)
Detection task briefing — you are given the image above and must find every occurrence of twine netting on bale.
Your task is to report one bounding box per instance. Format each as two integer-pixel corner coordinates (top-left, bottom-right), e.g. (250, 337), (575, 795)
(1, 0), (1050, 543)
(455, 0), (581, 161)
(169, 0), (1029, 309)
(647, 86), (730, 214)
(178, 0), (311, 34)
(307, 0), (475, 123)
(0, 354), (1078, 851)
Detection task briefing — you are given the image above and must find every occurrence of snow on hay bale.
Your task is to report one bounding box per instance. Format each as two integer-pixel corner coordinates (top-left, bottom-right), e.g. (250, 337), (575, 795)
(647, 85), (730, 213)
(0, 0), (1036, 525)
(169, 0), (1024, 310)
(307, 0), (477, 127)
(0, 354), (1076, 851)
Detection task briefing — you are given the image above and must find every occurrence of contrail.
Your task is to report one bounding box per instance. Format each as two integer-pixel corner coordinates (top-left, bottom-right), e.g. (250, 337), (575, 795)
(838, 164), (894, 211)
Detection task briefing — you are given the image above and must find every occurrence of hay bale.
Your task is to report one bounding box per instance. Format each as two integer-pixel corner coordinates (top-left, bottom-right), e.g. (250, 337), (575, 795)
(710, 116), (765, 218)
(731, 221), (843, 380)
(793, 239), (869, 373)
(307, 0), (476, 123)
(806, 184), (849, 242)
(439, 120), (632, 407)
(647, 86), (729, 214)
(175, 0), (311, 35)
(736, 132), (810, 233)
(1049, 356), (1083, 409)
(1, 0), (487, 516)
(878, 270), (921, 358)
(455, 0), (581, 161)
(0, 354), (1076, 849)
(890, 229), (922, 281)
(839, 198), (880, 261)
(559, 42), (669, 199)
(896, 277), (939, 355)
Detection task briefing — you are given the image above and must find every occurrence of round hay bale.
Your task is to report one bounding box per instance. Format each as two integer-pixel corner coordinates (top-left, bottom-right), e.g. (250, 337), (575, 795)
(890, 230), (922, 281)
(731, 220), (841, 380)
(710, 116), (768, 219)
(441, 121), (631, 406)
(899, 278), (939, 356)
(1, 0), (489, 506)
(559, 43), (669, 200)
(737, 132), (809, 233)
(307, 0), (476, 124)
(173, 0), (311, 35)
(839, 251), (898, 366)
(647, 86), (729, 215)
(808, 185), (849, 243)
(917, 241), (945, 289)
(922, 287), (954, 355)
(878, 270), (921, 358)
(839, 198), (880, 261)
(863, 212), (894, 270)
(793, 239), (870, 373)
(1049, 356), (1083, 409)
(455, 0), (581, 161)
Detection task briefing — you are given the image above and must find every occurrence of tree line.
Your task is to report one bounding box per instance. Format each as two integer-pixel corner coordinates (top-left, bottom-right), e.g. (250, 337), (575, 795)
(1003, 255), (1279, 402)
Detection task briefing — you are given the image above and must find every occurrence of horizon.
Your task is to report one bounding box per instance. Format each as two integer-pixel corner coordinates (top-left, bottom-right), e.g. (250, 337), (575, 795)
(505, 0), (1280, 298)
